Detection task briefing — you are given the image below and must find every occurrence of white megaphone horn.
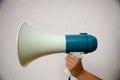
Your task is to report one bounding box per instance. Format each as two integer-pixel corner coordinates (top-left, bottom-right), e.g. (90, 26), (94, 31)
(17, 23), (98, 67)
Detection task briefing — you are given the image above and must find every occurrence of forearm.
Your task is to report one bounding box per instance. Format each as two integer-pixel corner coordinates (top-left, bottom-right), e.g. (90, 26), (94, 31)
(77, 70), (102, 80)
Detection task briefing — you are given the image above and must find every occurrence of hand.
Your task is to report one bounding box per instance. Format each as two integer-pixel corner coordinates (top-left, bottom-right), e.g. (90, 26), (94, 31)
(65, 54), (84, 78)
(65, 54), (102, 80)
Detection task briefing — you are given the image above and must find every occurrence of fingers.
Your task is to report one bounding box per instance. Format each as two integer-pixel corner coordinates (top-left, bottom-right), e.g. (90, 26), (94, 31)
(65, 54), (84, 78)
(66, 54), (80, 64)
(65, 54), (81, 70)
(66, 54), (79, 61)
(65, 62), (71, 70)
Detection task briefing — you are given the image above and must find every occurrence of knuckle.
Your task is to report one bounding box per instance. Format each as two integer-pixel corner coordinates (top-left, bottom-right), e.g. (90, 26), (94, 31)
(65, 57), (67, 60)
(65, 57), (69, 61)
(76, 58), (80, 63)
(69, 67), (73, 71)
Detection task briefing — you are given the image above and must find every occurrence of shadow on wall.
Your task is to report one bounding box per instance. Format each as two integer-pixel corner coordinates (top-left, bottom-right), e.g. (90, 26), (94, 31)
(0, 0), (4, 9)
(117, 0), (120, 6)
(0, 75), (3, 80)
(116, 70), (120, 80)
(115, 1), (120, 79)
(117, 39), (120, 80)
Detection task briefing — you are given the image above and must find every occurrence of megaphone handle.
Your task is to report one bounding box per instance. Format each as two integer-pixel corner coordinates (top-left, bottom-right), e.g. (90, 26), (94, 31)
(64, 52), (83, 80)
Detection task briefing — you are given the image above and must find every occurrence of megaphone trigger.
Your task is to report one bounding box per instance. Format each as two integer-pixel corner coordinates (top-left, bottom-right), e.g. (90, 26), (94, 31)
(71, 52), (84, 59)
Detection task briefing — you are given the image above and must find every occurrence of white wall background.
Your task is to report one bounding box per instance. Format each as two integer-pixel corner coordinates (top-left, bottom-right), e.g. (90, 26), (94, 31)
(0, 0), (120, 80)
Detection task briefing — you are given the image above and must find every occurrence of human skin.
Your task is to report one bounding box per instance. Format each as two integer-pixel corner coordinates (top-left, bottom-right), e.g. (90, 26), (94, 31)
(65, 54), (102, 80)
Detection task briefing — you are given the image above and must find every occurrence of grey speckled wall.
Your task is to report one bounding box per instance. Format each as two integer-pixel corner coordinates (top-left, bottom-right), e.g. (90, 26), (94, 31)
(0, 0), (120, 80)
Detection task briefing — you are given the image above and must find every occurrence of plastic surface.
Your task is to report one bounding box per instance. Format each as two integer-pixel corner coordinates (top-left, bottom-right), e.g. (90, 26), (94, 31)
(18, 23), (66, 66)
(65, 33), (97, 53)
(17, 23), (98, 66)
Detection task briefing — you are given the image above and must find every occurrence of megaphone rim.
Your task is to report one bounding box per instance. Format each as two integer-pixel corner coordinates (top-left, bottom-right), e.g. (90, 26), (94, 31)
(17, 23), (28, 67)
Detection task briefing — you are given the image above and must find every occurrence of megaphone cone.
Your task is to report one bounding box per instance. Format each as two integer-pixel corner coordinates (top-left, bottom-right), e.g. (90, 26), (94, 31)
(17, 23), (98, 66)
(17, 23), (66, 66)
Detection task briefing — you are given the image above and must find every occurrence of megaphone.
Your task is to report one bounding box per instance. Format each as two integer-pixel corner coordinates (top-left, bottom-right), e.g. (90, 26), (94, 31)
(17, 23), (98, 67)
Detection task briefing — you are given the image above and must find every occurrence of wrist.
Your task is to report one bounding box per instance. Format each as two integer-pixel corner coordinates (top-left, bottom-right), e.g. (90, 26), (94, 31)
(76, 70), (86, 79)
(76, 70), (102, 80)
